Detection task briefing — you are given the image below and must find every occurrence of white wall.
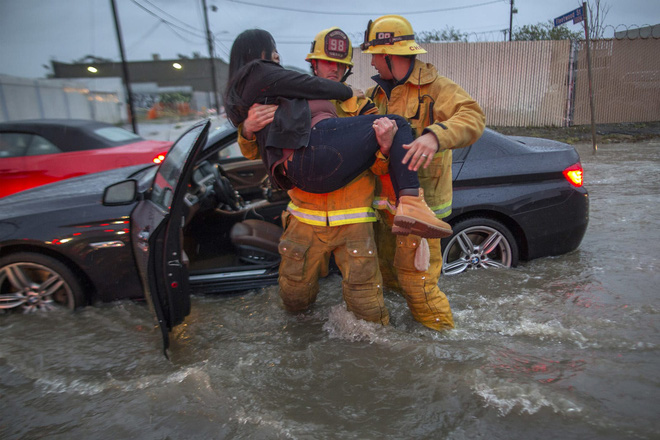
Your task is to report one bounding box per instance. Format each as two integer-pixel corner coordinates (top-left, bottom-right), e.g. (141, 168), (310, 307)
(0, 75), (124, 124)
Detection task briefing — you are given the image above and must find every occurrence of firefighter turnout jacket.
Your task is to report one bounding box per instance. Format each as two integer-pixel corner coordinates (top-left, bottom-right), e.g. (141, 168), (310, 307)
(368, 59), (485, 219)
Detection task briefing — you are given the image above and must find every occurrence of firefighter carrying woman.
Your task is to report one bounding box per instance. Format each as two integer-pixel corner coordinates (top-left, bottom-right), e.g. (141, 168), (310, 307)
(226, 17), (485, 331)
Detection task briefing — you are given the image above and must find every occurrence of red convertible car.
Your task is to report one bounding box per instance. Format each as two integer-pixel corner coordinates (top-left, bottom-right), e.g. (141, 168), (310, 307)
(0, 119), (172, 198)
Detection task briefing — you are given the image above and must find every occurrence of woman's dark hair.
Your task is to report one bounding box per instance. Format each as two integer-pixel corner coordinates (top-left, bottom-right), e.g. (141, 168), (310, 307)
(224, 29), (277, 125)
(227, 29), (277, 78)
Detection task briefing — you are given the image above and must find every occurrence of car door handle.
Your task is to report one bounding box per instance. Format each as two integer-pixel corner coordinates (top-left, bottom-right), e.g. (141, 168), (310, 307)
(237, 171), (254, 177)
(138, 231), (150, 242)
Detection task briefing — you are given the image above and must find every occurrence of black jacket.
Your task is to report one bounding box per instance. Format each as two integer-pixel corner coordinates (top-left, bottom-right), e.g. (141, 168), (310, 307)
(225, 60), (353, 189)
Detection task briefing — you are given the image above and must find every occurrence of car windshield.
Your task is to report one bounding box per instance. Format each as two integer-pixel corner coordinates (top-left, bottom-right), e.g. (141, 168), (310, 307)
(93, 126), (143, 143)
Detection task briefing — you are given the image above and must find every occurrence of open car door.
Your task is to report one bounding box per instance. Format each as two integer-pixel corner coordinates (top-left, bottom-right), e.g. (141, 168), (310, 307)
(131, 120), (210, 354)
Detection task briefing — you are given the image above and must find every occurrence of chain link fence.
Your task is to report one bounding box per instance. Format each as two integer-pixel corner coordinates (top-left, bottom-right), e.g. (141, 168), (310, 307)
(351, 37), (660, 127)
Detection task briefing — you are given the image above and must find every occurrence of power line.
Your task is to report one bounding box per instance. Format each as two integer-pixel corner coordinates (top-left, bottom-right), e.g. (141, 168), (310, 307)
(212, 36), (231, 59)
(224, 0), (505, 15)
(129, 0), (206, 39)
(139, 0), (201, 33)
(163, 21), (205, 45)
(126, 20), (163, 53)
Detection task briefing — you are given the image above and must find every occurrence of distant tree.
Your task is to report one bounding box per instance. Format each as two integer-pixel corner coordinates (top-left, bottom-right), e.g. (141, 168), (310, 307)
(513, 1), (610, 41)
(42, 63), (54, 79)
(159, 92), (191, 104)
(585, 0), (611, 40)
(513, 21), (582, 40)
(417, 26), (468, 43)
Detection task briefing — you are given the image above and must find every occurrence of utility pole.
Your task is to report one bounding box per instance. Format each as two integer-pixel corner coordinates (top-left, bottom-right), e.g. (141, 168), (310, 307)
(201, 0), (220, 113)
(509, 0), (515, 41)
(110, 0), (138, 134)
(583, 1), (598, 152)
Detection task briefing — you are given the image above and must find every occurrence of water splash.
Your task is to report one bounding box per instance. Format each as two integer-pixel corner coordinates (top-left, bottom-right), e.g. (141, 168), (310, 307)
(322, 305), (389, 344)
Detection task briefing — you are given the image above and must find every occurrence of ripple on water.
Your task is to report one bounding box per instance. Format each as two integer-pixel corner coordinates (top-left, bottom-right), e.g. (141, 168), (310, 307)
(472, 370), (583, 416)
(34, 365), (210, 396)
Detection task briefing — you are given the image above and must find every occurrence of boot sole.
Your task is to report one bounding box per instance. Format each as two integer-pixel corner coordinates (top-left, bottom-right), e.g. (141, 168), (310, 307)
(393, 215), (453, 238)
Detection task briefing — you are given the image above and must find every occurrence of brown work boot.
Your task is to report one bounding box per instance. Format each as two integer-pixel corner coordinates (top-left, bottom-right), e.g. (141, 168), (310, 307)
(393, 188), (453, 238)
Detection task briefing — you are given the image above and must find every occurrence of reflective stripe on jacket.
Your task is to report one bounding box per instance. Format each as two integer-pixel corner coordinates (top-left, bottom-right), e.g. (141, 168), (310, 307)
(367, 59), (485, 218)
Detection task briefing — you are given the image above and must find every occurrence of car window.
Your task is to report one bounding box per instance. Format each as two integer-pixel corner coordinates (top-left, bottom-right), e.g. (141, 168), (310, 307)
(206, 121), (245, 163)
(218, 140), (244, 161)
(25, 135), (61, 156)
(0, 133), (27, 158)
(93, 127), (143, 143)
(0, 132), (61, 157)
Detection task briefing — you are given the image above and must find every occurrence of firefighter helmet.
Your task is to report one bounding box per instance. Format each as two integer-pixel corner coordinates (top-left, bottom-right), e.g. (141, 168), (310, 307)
(360, 15), (426, 55)
(306, 27), (354, 67)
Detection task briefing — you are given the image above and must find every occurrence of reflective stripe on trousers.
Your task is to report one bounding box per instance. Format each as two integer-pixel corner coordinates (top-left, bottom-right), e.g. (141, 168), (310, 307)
(287, 202), (377, 227)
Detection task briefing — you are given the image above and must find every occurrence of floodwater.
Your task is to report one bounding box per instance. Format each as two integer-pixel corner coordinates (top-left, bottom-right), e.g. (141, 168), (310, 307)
(2, 141), (659, 440)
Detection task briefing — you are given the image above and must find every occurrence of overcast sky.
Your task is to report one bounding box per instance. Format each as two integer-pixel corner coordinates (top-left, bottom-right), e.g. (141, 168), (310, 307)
(1, 0), (658, 78)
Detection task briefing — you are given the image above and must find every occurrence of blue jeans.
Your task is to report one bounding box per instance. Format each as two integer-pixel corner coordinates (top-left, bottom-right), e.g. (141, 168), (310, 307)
(286, 114), (418, 195)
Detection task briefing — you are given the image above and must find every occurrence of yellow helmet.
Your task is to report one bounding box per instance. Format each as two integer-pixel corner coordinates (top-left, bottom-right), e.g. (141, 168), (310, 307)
(360, 15), (426, 55)
(306, 27), (354, 67)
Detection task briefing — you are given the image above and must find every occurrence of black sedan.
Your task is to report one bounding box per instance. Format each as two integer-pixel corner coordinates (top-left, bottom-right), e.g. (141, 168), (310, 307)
(441, 129), (588, 275)
(0, 120), (588, 348)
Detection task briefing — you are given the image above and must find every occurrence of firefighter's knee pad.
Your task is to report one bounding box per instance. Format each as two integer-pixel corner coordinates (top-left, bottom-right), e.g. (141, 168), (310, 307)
(342, 282), (390, 325)
(277, 237), (318, 312)
(278, 276), (318, 312)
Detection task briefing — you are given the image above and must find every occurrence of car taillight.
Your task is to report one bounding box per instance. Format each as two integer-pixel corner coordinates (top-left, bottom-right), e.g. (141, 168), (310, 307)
(153, 152), (167, 164)
(563, 163), (583, 187)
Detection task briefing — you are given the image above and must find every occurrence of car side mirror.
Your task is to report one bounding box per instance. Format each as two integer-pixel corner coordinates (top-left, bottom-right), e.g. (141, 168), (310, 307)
(103, 180), (137, 205)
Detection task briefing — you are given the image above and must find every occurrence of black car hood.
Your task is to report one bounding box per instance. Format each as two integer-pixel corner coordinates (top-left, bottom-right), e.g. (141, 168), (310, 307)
(0, 165), (146, 220)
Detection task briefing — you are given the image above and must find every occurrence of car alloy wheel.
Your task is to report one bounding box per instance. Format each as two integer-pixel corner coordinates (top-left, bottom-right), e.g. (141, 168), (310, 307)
(0, 253), (85, 313)
(441, 217), (519, 275)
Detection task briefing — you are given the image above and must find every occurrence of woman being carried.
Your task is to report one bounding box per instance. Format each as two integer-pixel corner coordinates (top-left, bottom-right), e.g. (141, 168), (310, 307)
(223, 29), (451, 239)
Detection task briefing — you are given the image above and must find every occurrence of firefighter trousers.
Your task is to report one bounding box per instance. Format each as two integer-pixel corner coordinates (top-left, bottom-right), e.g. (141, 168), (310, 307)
(374, 217), (454, 330)
(277, 215), (390, 325)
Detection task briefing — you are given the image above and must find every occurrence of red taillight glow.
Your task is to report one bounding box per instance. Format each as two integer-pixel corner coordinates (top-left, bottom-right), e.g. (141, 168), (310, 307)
(563, 163), (583, 187)
(153, 152), (167, 164)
